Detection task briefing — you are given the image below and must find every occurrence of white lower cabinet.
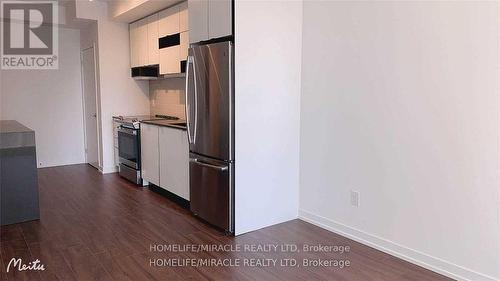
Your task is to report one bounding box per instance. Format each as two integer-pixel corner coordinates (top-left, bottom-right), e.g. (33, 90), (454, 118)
(141, 123), (160, 186)
(141, 124), (189, 200)
(159, 126), (189, 200)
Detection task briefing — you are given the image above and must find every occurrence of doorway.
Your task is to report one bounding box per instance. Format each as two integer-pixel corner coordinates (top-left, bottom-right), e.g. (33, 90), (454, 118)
(81, 46), (99, 169)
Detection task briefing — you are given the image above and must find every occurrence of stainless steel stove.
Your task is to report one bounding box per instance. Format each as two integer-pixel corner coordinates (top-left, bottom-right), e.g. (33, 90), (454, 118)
(112, 114), (179, 184)
(113, 114), (179, 129)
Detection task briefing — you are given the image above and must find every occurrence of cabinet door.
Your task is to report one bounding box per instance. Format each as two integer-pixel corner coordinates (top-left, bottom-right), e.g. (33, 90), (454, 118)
(159, 127), (189, 200)
(188, 0), (208, 43)
(114, 147), (119, 167)
(179, 1), (189, 32)
(129, 22), (139, 67)
(159, 45), (180, 74)
(208, 0), (232, 39)
(137, 18), (149, 66)
(180, 31), (189, 62)
(141, 124), (159, 186)
(113, 121), (119, 167)
(147, 13), (159, 65)
(158, 6), (180, 37)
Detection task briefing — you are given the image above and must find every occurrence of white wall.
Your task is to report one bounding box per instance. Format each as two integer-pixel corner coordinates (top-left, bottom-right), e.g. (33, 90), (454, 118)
(149, 78), (185, 118)
(299, 1), (500, 281)
(234, 0), (303, 235)
(0, 28), (86, 168)
(75, 0), (150, 173)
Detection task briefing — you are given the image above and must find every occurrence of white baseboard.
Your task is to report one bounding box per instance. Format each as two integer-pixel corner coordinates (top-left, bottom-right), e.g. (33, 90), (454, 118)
(37, 161), (86, 169)
(299, 209), (498, 281)
(100, 165), (118, 174)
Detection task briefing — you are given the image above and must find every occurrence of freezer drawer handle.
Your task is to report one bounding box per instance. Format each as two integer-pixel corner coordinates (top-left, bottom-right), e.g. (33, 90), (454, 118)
(190, 159), (228, 171)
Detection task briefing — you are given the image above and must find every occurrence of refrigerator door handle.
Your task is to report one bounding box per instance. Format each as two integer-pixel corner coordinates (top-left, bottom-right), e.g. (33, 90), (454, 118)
(190, 158), (228, 171)
(185, 55), (193, 144)
(193, 52), (198, 144)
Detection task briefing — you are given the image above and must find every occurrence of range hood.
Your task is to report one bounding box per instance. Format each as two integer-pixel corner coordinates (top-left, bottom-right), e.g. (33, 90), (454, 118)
(131, 65), (159, 80)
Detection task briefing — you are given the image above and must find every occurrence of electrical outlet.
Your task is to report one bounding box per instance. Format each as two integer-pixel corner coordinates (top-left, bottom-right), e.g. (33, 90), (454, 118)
(350, 190), (360, 207)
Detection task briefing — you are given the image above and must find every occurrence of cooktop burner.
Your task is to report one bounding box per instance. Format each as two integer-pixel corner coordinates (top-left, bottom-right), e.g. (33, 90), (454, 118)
(154, 114), (179, 120)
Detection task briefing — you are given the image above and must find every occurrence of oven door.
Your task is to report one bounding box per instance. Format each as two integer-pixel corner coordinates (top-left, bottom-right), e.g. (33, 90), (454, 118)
(118, 126), (140, 169)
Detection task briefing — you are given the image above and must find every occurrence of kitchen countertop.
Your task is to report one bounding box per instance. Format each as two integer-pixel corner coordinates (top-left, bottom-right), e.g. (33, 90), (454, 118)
(0, 120), (33, 134)
(112, 115), (153, 122)
(140, 119), (187, 130)
(0, 120), (36, 149)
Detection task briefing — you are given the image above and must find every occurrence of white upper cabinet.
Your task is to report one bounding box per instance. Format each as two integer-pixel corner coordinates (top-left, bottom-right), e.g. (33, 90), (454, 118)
(130, 16), (156, 67)
(130, 1), (189, 71)
(179, 1), (189, 32)
(188, 0), (208, 44)
(129, 21), (139, 67)
(158, 5), (180, 37)
(130, 19), (148, 67)
(137, 17), (149, 66)
(208, 0), (232, 40)
(188, 0), (231, 44)
(147, 13), (159, 65)
(160, 45), (180, 74)
(180, 31), (189, 61)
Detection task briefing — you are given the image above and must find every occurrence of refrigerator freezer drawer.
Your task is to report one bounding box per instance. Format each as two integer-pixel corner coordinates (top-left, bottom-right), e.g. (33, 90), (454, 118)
(189, 154), (233, 232)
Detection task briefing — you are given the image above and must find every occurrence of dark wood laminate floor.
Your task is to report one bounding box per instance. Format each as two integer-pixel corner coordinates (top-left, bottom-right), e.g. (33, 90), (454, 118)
(0, 164), (453, 281)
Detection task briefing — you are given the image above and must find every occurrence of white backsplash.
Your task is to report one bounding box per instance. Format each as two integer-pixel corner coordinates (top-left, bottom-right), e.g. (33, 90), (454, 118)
(149, 78), (186, 119)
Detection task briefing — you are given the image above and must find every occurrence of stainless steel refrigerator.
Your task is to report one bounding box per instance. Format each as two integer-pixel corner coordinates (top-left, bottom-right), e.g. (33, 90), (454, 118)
(185, 40), (234, 233)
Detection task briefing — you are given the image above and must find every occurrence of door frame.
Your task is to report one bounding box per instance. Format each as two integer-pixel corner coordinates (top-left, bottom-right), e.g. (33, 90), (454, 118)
(80, 44), (101, 169)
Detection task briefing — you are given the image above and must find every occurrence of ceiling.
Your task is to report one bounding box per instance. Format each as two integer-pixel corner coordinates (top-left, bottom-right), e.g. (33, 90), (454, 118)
(107, 0), (183, 23)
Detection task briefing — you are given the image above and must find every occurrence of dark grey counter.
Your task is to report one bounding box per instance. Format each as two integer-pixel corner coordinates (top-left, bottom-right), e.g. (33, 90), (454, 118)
(0, 120), (39, 225)
(0, 120), (36, 149)
(140, 119), (187, 130)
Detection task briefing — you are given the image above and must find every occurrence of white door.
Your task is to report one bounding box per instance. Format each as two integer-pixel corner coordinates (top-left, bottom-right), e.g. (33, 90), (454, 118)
(81, 47), (99, 169)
